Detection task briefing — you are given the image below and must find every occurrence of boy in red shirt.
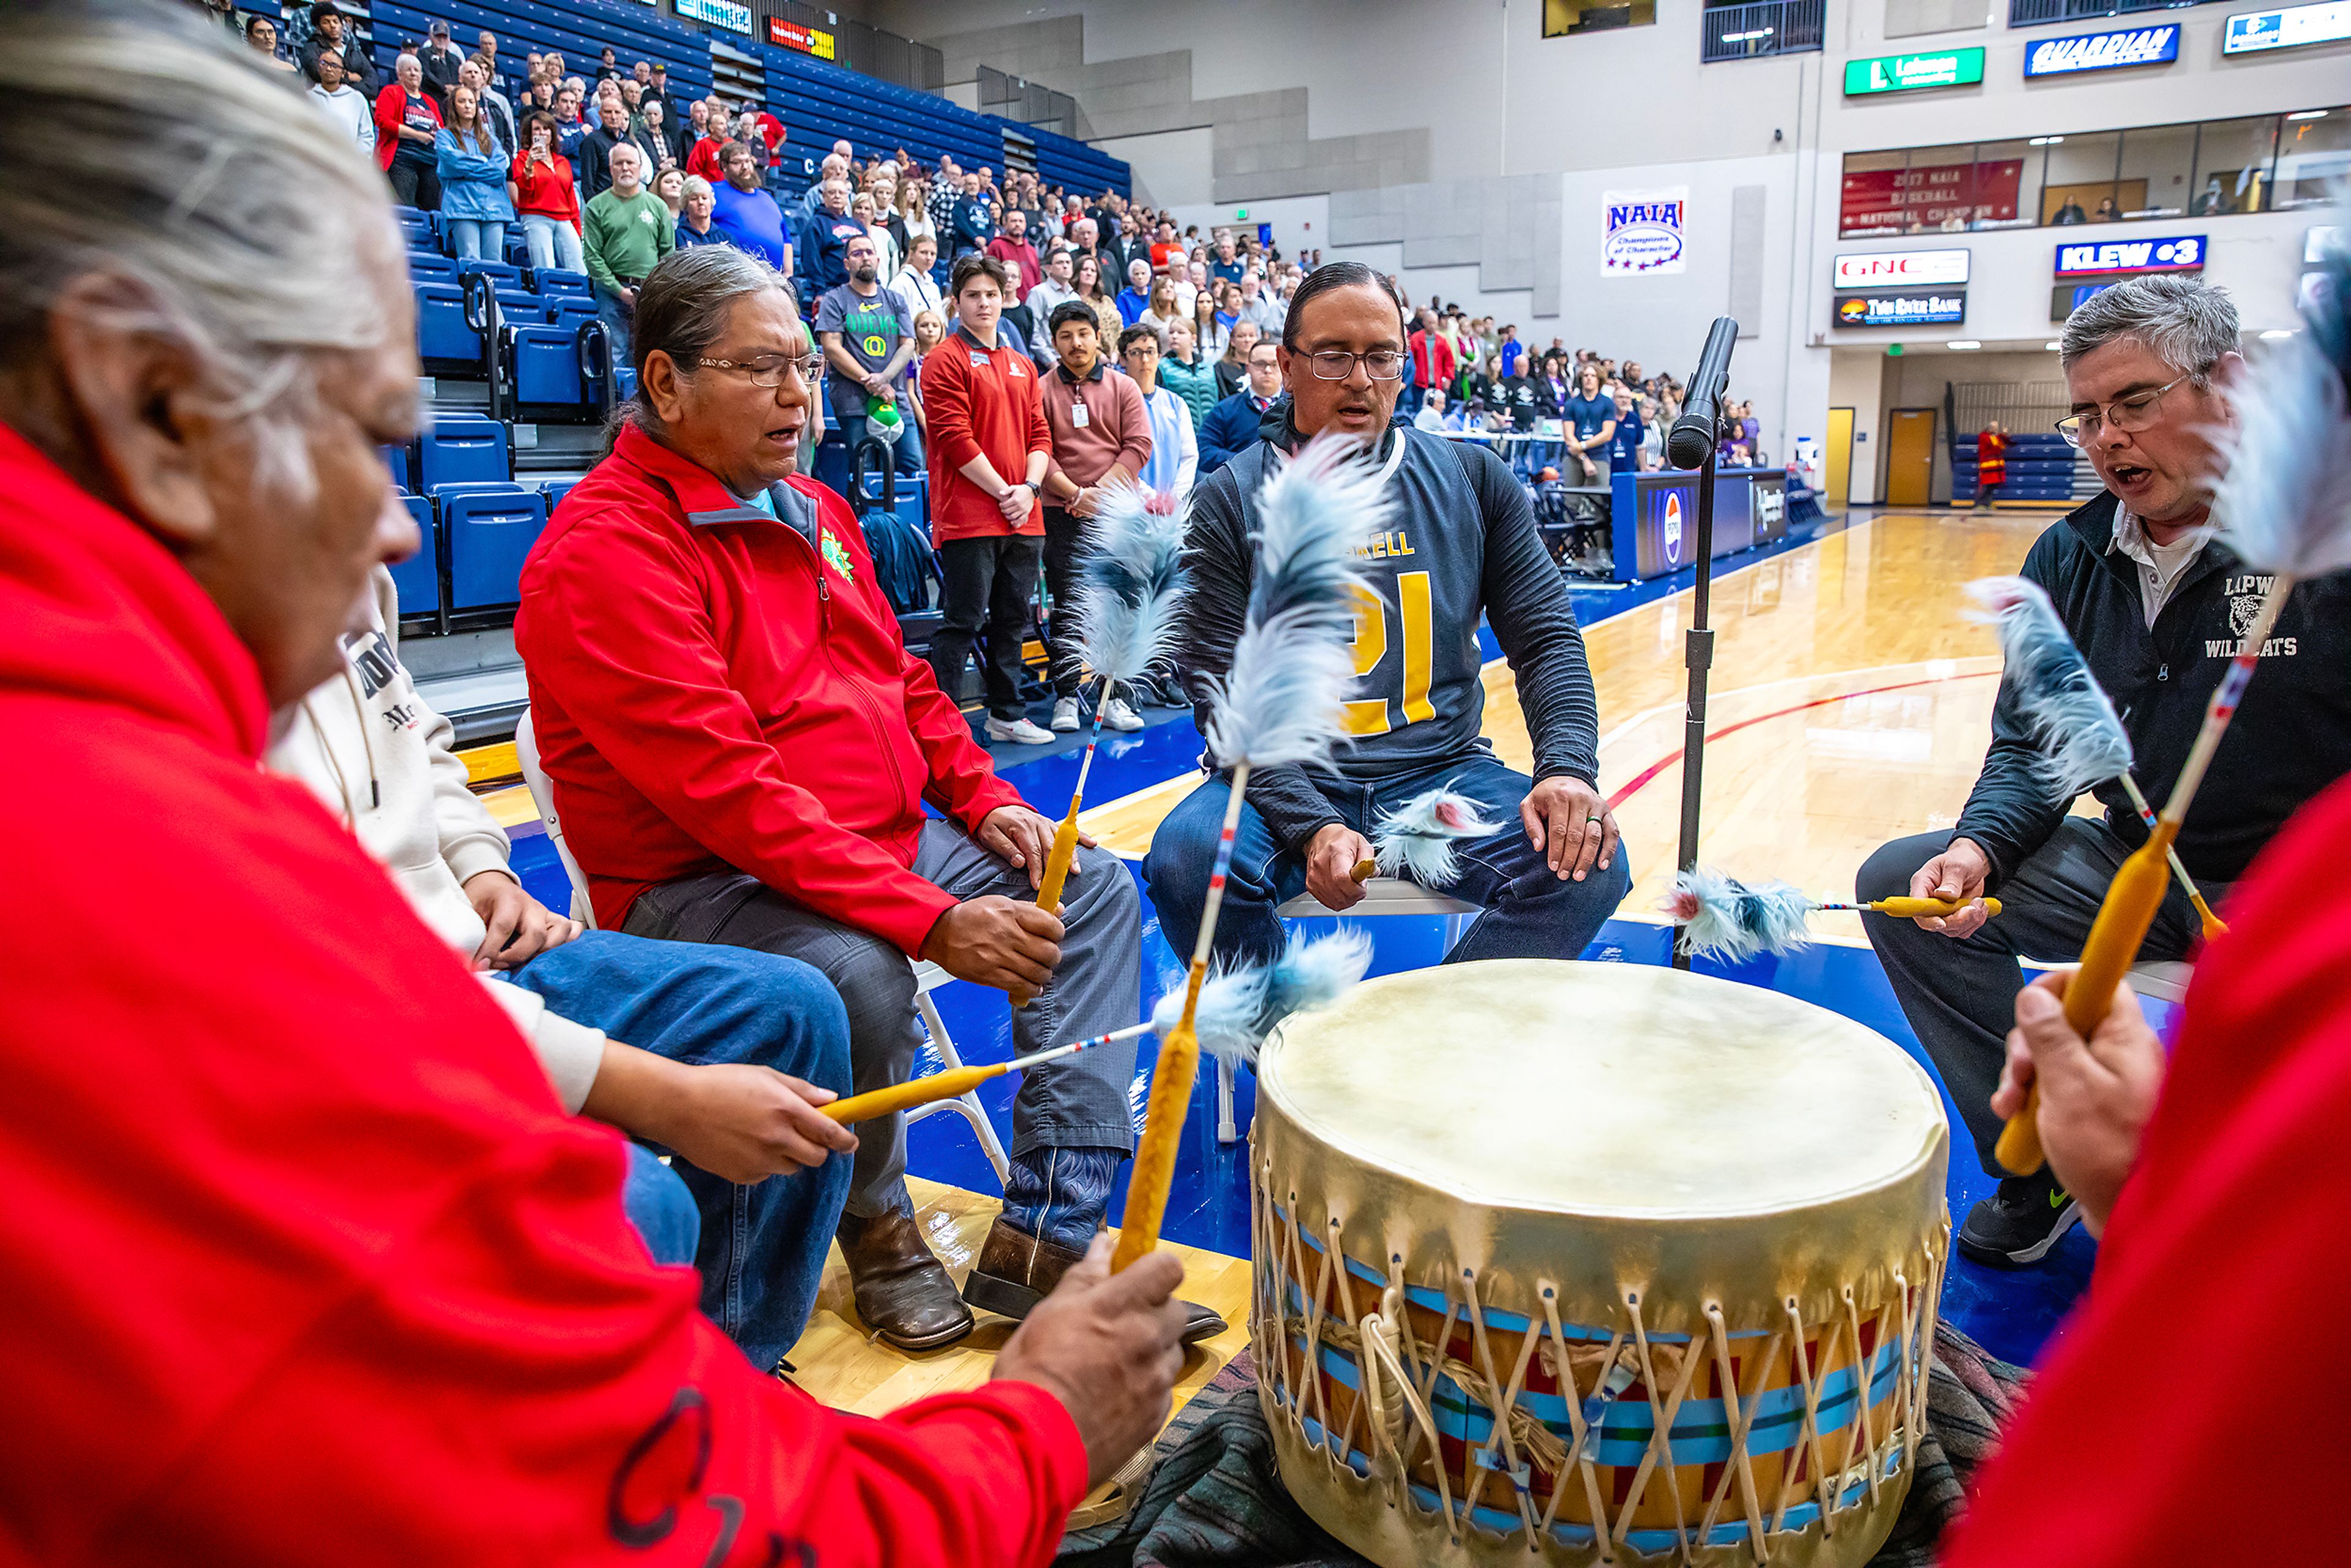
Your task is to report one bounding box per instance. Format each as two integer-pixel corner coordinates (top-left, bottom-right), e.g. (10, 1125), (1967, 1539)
(918, 252), (1056, 745)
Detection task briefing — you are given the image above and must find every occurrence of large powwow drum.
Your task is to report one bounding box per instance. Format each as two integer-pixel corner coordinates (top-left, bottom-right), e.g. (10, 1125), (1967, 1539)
(1250, 961), (1949, 1567)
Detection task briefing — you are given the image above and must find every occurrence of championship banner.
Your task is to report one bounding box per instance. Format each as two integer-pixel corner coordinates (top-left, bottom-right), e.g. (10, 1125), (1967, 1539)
(1840, 160), (2020, 235)
(1601, 188), (1687, 276)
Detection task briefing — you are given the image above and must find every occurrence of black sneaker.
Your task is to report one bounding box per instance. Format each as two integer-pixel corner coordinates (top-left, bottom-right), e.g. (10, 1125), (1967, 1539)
(1956, 1172), (2082, 1267)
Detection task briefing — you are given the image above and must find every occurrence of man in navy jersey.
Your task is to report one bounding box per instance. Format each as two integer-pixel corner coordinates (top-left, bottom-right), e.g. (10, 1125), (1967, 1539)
(1146, 261), (1628, 967)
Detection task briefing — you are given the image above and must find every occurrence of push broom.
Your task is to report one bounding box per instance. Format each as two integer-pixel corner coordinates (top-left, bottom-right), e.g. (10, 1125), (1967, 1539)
(1111, 432), (1385, 1272)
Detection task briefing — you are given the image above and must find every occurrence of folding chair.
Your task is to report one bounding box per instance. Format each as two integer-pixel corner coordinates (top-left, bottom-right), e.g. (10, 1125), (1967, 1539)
(514, 710), (1009, 1186)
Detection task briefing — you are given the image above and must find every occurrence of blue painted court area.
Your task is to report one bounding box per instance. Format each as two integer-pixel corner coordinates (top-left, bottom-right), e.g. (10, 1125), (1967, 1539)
(504, 503), (2094, 1371)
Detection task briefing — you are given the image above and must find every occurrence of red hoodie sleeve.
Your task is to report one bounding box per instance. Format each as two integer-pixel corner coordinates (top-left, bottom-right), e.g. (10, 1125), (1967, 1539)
(920, 345), (984, 472)
(372, 83), (402, 168)
(527, 509), (961, 957)
(1112, 375), (1152, 480)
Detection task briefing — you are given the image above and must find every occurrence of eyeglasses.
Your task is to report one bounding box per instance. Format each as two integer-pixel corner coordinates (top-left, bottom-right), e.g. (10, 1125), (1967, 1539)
(2055, 373), (2188, 448)
(1305, 350), (1405, 382)
(690, 353), (826, 389)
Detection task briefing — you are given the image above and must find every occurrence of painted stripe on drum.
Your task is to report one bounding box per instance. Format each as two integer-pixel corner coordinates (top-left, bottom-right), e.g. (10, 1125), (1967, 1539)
(1300, 1335), (1903, 1463)
(1285, 1401), (1902, 1552)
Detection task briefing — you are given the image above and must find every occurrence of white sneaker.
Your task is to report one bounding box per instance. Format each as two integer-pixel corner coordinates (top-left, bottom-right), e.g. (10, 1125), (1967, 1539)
(986, 715), (1056, 746)
(1050, 697), (1082, 732)
(1100, 696), (1144, 732)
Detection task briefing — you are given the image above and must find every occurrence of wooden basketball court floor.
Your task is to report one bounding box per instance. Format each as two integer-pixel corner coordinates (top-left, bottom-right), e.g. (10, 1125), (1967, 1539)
(487, 506), (2099, 1460)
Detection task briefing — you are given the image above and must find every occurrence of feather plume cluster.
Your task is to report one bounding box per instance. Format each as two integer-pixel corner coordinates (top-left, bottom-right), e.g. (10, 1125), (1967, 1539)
(1073, 485), (1190, 693)
(1204, 432), (1386, 771)
(1152, 928), (1374, 1067)
(1664, 866), (1815, 963)
(1373, 786), (1504, 883)
(1965, 575), (2134, 803)
(2210, 221), (2351, 580)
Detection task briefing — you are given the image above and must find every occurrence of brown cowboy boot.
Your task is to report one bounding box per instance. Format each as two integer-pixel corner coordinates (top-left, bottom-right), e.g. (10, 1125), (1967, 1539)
(836, 1208), (973, 1351)
(962, 1218), (1228, 1345)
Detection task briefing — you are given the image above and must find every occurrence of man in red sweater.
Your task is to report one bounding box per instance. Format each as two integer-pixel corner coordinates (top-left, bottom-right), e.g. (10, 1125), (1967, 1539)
(920, 251), (1056, 743)
(519, 247), (1227, 1352)
(0, 11), (1183, 1561)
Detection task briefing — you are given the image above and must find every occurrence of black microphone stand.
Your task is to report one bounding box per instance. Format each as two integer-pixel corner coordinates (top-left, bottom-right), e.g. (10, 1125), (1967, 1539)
(1671, 419), (1726, 970)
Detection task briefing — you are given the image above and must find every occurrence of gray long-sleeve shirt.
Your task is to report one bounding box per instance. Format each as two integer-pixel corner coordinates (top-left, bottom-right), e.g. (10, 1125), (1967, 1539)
(1177, 415), (1602, 851)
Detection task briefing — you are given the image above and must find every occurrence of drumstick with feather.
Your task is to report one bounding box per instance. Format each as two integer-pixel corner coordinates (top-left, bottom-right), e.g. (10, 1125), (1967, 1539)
(1032, 486), (1190, 915)
(1667, 867), (2006, 962)
(822, 931), (1372, 1123)
(1997, 226), (2351, 1175)
(1361, 785), (1504, 885)
(1112, 432), (1383, 1272)
(1965, 575), (2223, 939)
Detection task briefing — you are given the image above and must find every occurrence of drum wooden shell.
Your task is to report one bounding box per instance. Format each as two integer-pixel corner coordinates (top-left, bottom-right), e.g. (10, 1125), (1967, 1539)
(1249, 961), (1950, 1567)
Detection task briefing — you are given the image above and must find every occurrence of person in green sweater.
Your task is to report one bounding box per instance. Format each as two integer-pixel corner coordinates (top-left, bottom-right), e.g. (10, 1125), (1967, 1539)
(582, 141), (673, 373)
(1157, 317), (1218, 432)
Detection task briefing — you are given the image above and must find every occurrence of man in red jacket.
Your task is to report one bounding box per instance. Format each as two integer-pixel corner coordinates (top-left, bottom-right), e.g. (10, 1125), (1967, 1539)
(0, 10), (1183, 1562)
(518, 246), (1227, 1353)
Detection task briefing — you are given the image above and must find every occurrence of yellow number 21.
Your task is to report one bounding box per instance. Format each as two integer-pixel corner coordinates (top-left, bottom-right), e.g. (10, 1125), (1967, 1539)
(1342, 572), (1437, 737)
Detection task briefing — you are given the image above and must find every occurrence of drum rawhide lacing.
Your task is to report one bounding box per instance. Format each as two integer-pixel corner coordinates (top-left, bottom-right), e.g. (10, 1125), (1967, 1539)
(1251, 1143), (1950, 1566)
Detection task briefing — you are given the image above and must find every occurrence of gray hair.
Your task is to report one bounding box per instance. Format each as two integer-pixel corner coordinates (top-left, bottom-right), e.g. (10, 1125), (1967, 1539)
(2059, 273), (2240, 384)
(623, 246), (794, 434)
(0, 3), (402, 500)
(680, 175), (713, 201)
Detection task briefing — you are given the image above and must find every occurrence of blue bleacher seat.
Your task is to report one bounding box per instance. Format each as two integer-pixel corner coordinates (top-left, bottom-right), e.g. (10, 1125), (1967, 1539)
(457, 257), (523, 288)
(380, 443), (411, 492)
(389, 493), (440, 617)
(492, 286), (552, 321)
(413, 282), (479, 366)
(441, 484), (549, 610)
(547, 296), (599, 334)
(417, 413), (510, 490)
(541, 478), (579, 514)
(407, 252), (458, 284)
(534, 269), (592, 298)
(508, 323), (591, 408)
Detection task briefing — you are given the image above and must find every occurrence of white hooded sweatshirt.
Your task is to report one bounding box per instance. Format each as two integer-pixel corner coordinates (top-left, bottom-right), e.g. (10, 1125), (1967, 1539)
(267, 569), (606, 1111)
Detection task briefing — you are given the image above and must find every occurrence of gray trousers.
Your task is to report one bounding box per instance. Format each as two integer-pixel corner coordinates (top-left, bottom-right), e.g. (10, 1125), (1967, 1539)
(624, 819), (1142, 1220)
(1858, 818), (2219, 1178)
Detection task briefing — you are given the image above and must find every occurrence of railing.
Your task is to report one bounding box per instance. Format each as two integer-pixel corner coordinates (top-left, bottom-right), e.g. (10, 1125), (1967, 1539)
(2008, 0), (2215, 28)
(1701, 0), (1824, 62)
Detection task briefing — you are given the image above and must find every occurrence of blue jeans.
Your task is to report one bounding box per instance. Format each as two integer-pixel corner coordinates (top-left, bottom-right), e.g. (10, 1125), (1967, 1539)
(593, 283), (633, 377)
(623, 1144), (700, 1266)
(520, 213), (586, 273)
(1144, 753), (1632, 969)
(836, 410), (924, 478)
(446, 219), (506, 261)
(498, 930), (853, 1373)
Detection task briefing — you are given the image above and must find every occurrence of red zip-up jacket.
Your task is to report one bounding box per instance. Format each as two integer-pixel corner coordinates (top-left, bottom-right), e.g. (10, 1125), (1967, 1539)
(371, 81), (441, 172)
(0, 421), (1085, 1565)
(516, 424), (1024, 949)
(511, 147), (583, 231)
(920, 320), (1052, 544)
(1940, 772), (2351, 1566)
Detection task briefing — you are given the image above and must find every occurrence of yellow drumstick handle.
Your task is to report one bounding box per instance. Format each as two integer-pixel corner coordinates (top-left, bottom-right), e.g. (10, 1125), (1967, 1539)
(823, 1062), (1001, 1123)
(1870, 895), (2003, 920)
(1112, 961), (1205, 1273)
(1995, 821), (2177, 1176)
(1035, 797), (1084, 915)
(2189, 888), (2227, 942)
(1351, 858), (1376, 883)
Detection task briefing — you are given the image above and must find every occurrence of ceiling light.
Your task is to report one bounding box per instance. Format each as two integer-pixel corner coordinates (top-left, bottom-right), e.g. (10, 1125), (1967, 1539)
(2044, 340), (2062, 350)
(2286, 110), (2328, 121)
(2028, 136), (2064, 146)
(2260, 328), (2296, 339)
(1947, 340), (1982, 350)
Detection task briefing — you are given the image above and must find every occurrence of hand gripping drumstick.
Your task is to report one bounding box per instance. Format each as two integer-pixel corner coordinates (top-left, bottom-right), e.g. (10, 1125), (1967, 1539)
(822, 1021), (1153, 1124)
(1668, 868), (2004, 964)
(1112, 433), (1384, 1272)
(1993, 270), (2351, 1174)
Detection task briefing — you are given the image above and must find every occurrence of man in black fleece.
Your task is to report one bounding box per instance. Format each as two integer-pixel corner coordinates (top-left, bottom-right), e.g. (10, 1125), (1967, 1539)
(1859, 274), (2351, 1266)
(1144, 261), (1627, 969)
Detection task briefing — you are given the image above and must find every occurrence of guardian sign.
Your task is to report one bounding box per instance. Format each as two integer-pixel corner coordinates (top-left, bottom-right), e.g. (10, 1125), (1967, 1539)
(2023, 23), (2181, 76)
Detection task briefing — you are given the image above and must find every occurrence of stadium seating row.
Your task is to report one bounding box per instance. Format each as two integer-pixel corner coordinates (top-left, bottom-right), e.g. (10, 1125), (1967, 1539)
(368, 0), (713, 104)
(762, 48), (1001, 187)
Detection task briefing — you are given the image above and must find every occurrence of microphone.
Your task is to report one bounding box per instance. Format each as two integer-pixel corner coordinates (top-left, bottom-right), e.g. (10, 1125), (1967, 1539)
(1667, 317), (1739, 470)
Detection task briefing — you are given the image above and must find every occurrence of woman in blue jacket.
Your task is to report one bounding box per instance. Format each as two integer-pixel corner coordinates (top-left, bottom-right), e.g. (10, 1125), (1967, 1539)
(435, 85), (514, 261)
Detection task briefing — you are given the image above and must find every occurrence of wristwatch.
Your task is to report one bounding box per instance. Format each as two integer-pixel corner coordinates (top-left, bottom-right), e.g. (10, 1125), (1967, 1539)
(1022, 479), (1044, 497)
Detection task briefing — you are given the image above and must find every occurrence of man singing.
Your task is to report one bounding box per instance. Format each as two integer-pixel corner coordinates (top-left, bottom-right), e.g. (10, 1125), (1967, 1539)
(1146, 261), (1629, 970)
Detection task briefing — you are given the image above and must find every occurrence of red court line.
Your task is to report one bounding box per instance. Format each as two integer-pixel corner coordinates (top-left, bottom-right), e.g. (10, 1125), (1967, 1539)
(1604, 670), (1998, 812)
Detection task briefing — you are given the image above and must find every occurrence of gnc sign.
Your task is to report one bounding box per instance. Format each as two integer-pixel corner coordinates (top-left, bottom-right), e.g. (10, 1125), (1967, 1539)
(1832, 249), (1971, 289)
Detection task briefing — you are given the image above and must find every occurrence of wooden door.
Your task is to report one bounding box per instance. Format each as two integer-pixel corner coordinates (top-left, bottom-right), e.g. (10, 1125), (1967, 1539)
(1886, 408), (1936, 507)
(1825, 407), (1854, 505)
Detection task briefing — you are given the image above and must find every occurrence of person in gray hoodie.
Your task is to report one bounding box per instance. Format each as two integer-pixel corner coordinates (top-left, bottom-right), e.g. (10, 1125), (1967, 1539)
(268, 565), (859, 1375)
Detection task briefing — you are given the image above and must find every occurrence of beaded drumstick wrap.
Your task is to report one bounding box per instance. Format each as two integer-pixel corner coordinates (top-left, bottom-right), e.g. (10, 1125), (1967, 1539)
(1248, 961), (1949, 1567)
